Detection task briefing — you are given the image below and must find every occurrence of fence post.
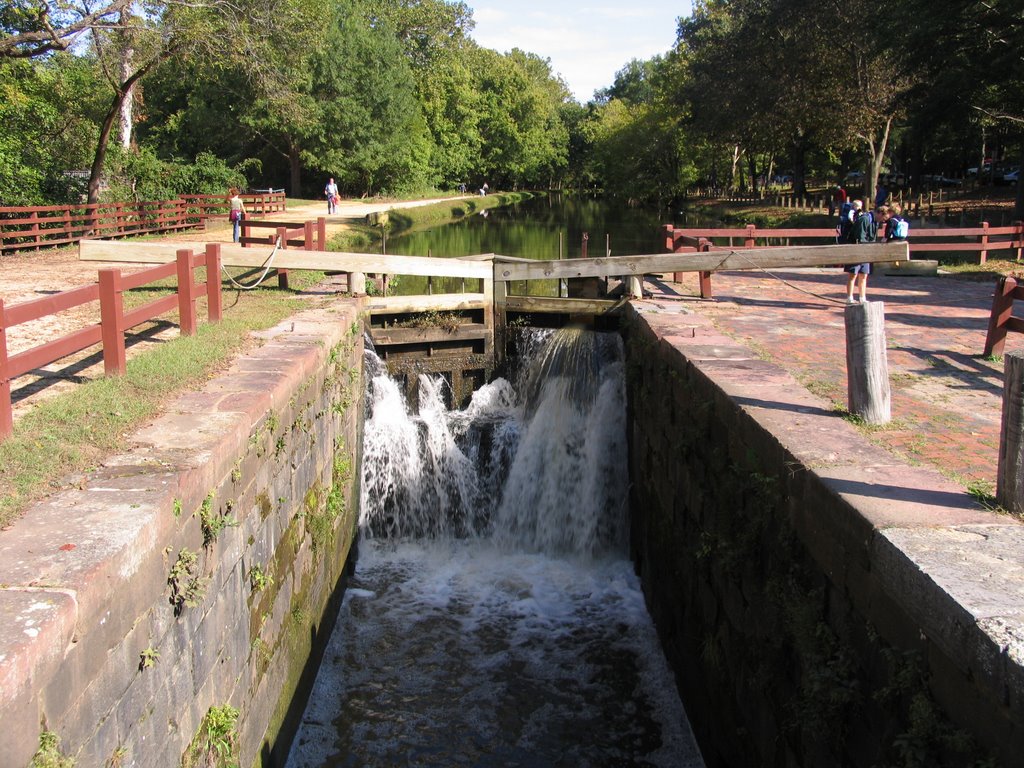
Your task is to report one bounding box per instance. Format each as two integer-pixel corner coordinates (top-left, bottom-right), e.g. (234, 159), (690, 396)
(1017, 221), (1024, 262)
(206, 243), (223, 323)
(745, 224), (756, 249)
(304, 220), (314, 251)
(0, 299), (11, 439)
(997, 351), (1024, 514)
(98, 268), (127, 375)
(276, 226), (290, 290)
(984, 276), (1018, 357)
(980, 221), (990, 265)
(176, 249), (198, 336)
(317, 217), (327, 250)
(698, 239), (713, 299)
(845, 301), (891, 424)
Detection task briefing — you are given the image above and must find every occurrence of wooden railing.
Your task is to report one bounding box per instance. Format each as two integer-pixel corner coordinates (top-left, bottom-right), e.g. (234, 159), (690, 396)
(0, 192), (286, 254)
(663, 222), (1024, 264)
(0, 244), (224, 439)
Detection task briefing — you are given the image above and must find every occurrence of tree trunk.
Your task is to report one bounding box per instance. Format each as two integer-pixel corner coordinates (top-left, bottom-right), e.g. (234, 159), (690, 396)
(289, 140), (302, 197)
(88, 91), (125, 205)
(118, 9), (134, 149)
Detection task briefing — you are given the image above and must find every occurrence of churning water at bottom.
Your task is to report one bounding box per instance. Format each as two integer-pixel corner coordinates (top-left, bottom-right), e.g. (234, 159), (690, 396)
(286, 329), (704, 767)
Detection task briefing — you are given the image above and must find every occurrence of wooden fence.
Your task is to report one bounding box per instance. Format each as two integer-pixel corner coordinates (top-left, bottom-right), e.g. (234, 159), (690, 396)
(0, 244), (223, 439)
(0, 192), (286, 254)
(664, 222), (1024, 263)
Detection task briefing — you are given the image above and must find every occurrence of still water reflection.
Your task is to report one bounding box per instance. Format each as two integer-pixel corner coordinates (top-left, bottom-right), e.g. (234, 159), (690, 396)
(368, 194), (689, 296)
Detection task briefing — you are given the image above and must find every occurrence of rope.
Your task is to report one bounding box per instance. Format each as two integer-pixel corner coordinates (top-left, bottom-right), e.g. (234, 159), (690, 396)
(706, 248), (853, 306)
(222, 236), (281, 290)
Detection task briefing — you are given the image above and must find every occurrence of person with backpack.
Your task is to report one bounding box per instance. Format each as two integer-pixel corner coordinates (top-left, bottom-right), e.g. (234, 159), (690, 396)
(885, 202), (910, 242)
(843, 200), (877, 303)
(836, 198), (856, 243)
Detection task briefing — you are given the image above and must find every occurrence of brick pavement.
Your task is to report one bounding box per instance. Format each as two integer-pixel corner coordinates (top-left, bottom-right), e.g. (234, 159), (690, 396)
(647, 267), (1024, 491)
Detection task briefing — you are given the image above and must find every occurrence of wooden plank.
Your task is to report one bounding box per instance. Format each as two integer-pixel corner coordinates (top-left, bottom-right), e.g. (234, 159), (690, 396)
(496, 242), (909, 282)
(504, 295), (628, 315)
(4, 284), (100, 326)
(370, 325), (489, 345)
(6, 325), (103, 378)
(365, 293), (489, 314)
(80, 240), (492, 279)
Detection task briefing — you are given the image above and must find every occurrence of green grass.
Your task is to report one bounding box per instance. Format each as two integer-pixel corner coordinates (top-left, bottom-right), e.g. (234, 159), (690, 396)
(0, 271), (325, 529)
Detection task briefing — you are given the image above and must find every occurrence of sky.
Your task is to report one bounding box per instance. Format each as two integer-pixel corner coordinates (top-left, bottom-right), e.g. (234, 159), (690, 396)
(466, 2), (694, 103)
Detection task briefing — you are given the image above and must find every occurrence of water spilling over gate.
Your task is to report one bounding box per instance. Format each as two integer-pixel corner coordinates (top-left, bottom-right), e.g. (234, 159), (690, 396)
(286, 328), (704, 767)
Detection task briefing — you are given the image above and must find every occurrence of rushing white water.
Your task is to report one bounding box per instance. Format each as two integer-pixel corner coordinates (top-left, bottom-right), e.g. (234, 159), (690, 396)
(287, 328), (704, 767)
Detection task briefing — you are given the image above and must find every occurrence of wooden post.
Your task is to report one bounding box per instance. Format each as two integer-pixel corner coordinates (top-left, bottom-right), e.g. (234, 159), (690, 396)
(276, 226), (290, 289)
(997, 351), (1024, 514)
(627, 275), (644, 299)
(493, 266), (507, 369)
(206, 244), (222, 323)
(844, 301), (891, 424)
(317, 217), (327, 250)
(980, 221), (990, 265)
(1017, 221), (1024, 262)
(98, 268), (127, 375)
(698, 239), (713, 299)
(304, 220), (315, 251)
(745, 224), (756, 249)
(984, 276), (1020, 357)
(0, 299), (11, 440)
(176, 249), (198, 336)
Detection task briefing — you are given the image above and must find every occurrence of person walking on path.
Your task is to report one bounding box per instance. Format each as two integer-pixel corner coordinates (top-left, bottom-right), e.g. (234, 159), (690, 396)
(228, 188), (246, 243)
(325, 178), (339, 214)
(844, 200), (877, 303)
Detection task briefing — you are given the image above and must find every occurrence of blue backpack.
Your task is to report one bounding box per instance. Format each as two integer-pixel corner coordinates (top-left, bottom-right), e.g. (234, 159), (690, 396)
(892, 217), (909, 240)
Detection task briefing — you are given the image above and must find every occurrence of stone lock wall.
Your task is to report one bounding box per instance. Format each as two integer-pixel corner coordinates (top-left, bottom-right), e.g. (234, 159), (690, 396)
(0, 299), (365, 768)
(623, 303), (1024, 768)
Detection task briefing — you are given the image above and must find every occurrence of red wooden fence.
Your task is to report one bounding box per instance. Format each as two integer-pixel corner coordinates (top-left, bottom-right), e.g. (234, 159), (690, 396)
(238, 218), (328, 290)
(663, 221), (1024, 263)
(0, 244), (223, 439)
(0, 192), (286, 254)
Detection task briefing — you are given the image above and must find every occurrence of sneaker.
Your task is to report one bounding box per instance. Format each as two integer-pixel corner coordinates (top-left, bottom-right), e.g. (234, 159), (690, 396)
(860, 297), (868, 304)
(846, 297), (856, 304)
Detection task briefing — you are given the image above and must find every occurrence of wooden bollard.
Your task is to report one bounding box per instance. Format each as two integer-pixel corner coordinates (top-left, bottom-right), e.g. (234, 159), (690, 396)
(845, 301), (890, 423)
(998, 351), (1024, 514)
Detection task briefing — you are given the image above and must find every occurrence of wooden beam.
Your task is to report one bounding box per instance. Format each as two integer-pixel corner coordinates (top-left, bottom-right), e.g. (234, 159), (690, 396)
(79, 239), (492, 279)
(504, 295), (628, 315)
(495, 242), (909, 282)
(370, 325), (489, 345)
(365, 293), (489, 314)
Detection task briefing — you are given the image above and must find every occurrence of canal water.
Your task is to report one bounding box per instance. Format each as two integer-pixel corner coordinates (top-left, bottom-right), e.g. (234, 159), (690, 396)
(373, 194), (681, 296)
(285, 328), (704, 767)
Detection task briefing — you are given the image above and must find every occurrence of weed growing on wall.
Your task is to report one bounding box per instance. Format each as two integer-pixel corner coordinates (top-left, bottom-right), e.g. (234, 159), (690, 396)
(168, 548), (207, 616)
(248, 564), (273, 593)
(29, 731), (73, 768)
(139, 646), (159, 671)
(182, 705), (240, 768)
(199, 493), (236, 548)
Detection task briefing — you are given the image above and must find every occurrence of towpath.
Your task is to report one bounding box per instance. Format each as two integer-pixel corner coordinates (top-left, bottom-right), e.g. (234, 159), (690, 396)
(647, 267), (1022, 492)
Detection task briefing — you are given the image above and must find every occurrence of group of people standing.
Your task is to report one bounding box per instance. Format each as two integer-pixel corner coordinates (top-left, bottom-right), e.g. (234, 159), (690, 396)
(836, 191), (909, 304)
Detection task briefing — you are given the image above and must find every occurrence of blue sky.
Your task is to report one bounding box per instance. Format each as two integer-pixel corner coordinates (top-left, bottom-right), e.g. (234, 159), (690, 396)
(467, 1), (693, 102)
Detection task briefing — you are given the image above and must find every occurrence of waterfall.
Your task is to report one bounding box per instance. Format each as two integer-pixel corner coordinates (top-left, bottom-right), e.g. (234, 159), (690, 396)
(288, 328), (704, 768)
(359, 327), (628, 555)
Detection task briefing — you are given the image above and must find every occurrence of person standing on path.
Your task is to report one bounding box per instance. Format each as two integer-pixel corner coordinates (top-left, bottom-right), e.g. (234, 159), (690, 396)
(228, 188), (246, 243)
(844, 200), (877, 303)
(325, 178), (339, 214)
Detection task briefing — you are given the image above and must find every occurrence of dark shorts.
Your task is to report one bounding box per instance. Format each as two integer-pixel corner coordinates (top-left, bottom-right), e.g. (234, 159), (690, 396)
(844, 263), (872, 275)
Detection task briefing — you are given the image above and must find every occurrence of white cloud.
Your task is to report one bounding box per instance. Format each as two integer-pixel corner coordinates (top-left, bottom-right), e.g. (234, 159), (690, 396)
(468, 1), (689, 101)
